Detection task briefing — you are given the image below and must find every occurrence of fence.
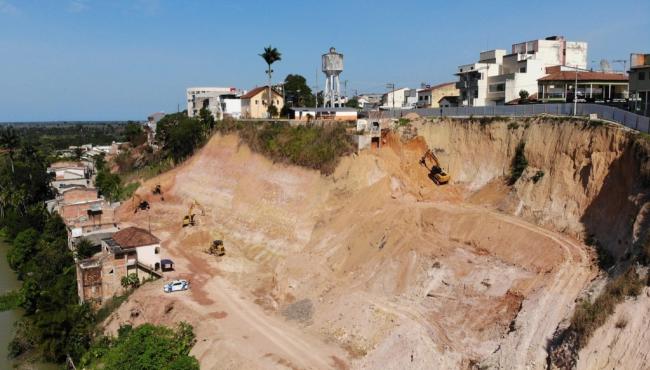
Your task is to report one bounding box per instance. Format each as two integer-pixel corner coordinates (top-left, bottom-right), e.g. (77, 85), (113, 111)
(381, 103), (650, 133)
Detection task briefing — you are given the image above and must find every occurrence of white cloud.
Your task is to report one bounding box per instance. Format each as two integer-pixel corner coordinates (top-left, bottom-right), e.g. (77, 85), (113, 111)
(0, 0), (18, 15)
(67, 0), (89, 13)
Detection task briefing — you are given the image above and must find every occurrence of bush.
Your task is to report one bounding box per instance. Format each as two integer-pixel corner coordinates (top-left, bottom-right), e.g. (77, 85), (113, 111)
(397, 118), (411, 127)
(585, 233), (615, 270)
(0, 290), (22, 311)
(216, 120), (354, 175)
(507, 122), (520, 130)
(508, 142), (528, 185)
(569, 267), (642, 348)
(80, 322), (199, 370)
(531, 170), (544, 183)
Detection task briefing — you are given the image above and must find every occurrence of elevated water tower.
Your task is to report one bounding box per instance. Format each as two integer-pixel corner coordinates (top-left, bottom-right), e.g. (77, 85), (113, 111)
(322, 47), (344, 107)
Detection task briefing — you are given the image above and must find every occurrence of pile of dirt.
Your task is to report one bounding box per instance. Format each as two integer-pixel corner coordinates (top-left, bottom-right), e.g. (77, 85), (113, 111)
(109, 118), (649, 369)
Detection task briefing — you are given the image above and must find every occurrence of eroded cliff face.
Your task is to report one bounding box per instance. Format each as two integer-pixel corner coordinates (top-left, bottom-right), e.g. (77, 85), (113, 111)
(416, 117), (648, 257)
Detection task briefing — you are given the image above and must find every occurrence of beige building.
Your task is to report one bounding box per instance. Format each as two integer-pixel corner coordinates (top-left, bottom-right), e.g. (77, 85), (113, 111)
(241, 86), (284, 119)
(416, 82), (459, 108)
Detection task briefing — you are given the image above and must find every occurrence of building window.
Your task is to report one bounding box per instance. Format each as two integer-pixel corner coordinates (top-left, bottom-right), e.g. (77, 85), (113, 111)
(473, 90), (478, 98)
(519, 67), (527, 73)
(255, 100), (258, 104)
(155, 247), (160, 254)
(640, 72), (646, 80)
(489, 83), (506, 93)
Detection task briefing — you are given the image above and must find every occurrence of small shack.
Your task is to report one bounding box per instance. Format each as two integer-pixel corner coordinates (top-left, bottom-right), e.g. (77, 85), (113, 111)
(161, 259), (174, 272)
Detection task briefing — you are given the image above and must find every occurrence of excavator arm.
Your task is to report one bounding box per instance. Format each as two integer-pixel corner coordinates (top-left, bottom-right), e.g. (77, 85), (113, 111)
(420, 149), (450, 185)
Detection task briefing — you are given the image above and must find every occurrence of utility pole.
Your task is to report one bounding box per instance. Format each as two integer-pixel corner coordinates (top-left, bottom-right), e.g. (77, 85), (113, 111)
(574, 65), (579, 116)
(386, 83), (396, 113)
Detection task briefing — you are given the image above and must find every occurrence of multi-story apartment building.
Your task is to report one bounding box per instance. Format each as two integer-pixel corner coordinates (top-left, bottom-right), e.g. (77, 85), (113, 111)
(456, 36), (588, 106)
(186, 87), (243, 120)
(629, 53), (650, 116)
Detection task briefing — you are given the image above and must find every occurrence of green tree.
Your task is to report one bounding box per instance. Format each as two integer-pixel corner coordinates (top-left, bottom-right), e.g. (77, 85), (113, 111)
(75, 238), (97, 260)
(519, 90), (530, 102)
(267, 104), (279, 118)
(509, 141), (528, 185)
(73, 147), (84, 160)
(95, 170), (122, 201)
(345, 97), (360, 109)
(81, 323), (199, 370)
(283, 74), (314, 108)
(7, 228), (39, 278)
(124, 122), (147, 147)
(121, 273), (139, 289)
(259, 46), (282, 116)
(0, 126), (20, 173)
(198, 107), (215, 133)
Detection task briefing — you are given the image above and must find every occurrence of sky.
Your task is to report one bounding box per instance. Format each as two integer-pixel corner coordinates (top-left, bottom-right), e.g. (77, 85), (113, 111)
(0, 0), (648, 122)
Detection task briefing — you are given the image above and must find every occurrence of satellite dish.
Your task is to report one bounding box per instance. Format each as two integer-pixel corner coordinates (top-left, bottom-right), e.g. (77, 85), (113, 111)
(600, 59), (612, 73)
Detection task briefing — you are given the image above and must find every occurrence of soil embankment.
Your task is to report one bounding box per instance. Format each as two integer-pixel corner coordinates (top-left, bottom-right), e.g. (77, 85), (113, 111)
(106, 117), (649, 369)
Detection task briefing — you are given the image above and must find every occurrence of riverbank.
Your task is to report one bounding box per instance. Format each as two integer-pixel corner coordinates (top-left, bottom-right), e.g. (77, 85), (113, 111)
(0, 241), (21, 369)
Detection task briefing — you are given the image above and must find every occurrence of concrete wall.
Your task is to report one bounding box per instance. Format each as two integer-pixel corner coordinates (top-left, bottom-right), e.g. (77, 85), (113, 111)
(136, 244), (161, 270)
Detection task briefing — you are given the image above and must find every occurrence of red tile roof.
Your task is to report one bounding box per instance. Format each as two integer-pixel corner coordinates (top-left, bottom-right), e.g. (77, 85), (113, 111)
(241, 86), (282, 99)
(112, 227), (159, 248)
(539, 71), (628, 82)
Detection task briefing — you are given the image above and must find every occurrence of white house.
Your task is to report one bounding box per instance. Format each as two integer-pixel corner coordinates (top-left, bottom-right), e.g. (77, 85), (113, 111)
(106, 226), (162, 271)
(456, 35), (588, 106)
(186, 87), (243, 120)
(381, 88), (416, 109)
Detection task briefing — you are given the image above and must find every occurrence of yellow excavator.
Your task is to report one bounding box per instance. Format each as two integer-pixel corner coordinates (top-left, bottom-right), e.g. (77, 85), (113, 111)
(182, 199), (205, 227)
(420, 149), (451, 185)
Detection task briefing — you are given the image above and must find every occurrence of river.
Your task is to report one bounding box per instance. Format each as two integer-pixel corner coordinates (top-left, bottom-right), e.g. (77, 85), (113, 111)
(0, 242), (58, 370)
(0, 240), (20, 369)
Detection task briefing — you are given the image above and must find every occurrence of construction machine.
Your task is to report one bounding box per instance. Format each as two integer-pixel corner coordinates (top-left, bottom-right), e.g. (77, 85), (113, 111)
(182, 199), (205, 227)
(208, 240), (225, 256)
(420, 149), (451, 185)
(132, 194), (150, 213)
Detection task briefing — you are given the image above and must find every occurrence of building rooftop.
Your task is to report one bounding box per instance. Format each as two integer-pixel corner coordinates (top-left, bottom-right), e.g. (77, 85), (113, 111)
(112, 226), (160, 249)
(538, 71), (628, 82)
(290, 107), (358, 113)
(240, 86), (281, 99)
(49, 161), (86, 169)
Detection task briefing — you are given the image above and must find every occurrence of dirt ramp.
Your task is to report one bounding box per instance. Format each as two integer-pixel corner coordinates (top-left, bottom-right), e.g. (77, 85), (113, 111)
(415, 118), (647, 257)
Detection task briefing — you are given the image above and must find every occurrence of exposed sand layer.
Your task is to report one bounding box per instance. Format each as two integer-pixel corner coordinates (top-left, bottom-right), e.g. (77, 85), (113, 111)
(105, 118), (649, 369)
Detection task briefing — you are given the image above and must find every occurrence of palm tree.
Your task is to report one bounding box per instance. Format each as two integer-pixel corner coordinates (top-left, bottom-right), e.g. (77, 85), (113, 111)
(0, 126), (20, 173)
(259, 46), (282, 117)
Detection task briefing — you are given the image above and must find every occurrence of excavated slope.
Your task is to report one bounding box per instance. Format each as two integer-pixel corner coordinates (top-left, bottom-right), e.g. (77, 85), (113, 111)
(108, 118), (650, 370)
(416, 118), (647, 258)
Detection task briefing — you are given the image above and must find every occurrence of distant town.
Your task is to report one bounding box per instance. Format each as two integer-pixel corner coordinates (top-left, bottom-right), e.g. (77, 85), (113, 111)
(157, 36), (649, 127)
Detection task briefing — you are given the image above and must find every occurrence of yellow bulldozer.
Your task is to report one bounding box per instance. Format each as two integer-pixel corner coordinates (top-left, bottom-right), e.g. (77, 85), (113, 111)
(182, 199), (205, 227)
(420, 149), (451, 185)
(208, 240), (225, 256)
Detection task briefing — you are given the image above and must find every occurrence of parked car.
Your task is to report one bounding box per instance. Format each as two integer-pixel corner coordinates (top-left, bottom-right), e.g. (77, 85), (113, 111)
(163, 279), (189, 293)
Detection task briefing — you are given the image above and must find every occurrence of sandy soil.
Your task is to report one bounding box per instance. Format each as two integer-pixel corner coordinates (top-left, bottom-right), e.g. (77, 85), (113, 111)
(104, 127), (603, 369)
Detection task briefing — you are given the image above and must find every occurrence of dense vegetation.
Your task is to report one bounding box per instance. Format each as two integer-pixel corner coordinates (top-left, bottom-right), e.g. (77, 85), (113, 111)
(6, 122), (132, 150)
(215, 118), (355, 174)
(80, 323), (199, 370)
(508, 141), (528, 185)
(0, 127), (95, 362)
